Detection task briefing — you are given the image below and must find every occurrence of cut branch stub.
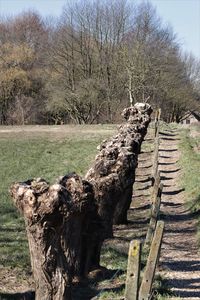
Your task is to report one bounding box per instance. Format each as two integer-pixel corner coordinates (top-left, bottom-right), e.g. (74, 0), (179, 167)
(10, 174), (96, 300)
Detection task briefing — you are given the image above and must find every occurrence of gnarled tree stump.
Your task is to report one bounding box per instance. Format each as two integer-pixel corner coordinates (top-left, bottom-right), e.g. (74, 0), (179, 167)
(10, 174), (96, 300)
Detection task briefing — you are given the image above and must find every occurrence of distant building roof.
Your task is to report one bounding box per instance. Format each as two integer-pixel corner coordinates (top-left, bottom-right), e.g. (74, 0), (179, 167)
(181, 110), (200, 122)
(191, 110), (200, 121)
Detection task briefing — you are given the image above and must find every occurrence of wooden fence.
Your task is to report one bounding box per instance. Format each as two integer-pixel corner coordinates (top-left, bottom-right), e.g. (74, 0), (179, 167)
(124, 109), (164, 300)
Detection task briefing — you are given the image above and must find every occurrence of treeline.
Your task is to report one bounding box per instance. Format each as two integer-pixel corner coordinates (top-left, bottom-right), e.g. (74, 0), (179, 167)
(0, 0), (199, 125)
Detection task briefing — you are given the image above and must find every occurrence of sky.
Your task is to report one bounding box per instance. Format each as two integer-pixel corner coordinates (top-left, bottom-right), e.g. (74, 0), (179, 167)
(150, 0), (200, 59)
(0, 0), (200, 59)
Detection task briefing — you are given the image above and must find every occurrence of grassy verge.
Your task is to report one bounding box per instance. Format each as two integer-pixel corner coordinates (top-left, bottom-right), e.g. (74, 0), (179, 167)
(179, 125), (200, 208)
(179, 125), (200, 248)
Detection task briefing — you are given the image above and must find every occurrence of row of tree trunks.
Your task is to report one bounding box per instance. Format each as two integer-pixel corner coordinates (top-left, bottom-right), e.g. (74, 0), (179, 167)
(85, 104), (152, 268)
(10, 103), (152, 299)
(86, 103), (152, 226)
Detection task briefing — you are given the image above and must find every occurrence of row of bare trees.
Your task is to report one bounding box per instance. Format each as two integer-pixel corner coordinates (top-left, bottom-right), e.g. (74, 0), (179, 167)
(0, 0), (199, 125)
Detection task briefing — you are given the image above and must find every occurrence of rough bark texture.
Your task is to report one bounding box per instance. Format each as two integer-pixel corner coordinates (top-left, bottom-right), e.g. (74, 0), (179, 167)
(10, 174), (96, 300)
(10, 103), (152, 299)
(83, 104), (152, 268)
(86, 104), (152, 227)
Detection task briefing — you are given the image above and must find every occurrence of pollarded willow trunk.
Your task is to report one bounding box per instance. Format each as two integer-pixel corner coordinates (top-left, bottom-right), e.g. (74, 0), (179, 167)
(85, 104), (152, 226)
(10, 174), (97, 300)
(84, 104), (152, 267)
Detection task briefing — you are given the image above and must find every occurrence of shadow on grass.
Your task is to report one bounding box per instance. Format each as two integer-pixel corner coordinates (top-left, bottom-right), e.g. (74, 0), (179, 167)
(132, 203), (151, 210)
(135, 185), (151, 191)
(138, 164), (153, 169)
(163, 276), (200, 298)
(160, 137), (180, 141)
(135, 177), (152, 183)
(159, 155), (172, 159)
(0, 269), (125, 300)
(93, 284), (125, 299)
(0, 237), (27, 243)
(113, 234), (146, 242)
(162, 188), (185, 196)
(0, 291), (34, 300)
(133, 193), (151, 198)
(73, 281), (125, 300)
(160, 132), (178, 137)
(160, 175), (174, 181)
(140, 150), (154, 154)
(159, 161), (178, 166)
(160, 208), (200, 222)
(162, 201), (182, 207)
(135, 172), (152, 177)
(160, 168), (181, 174)
(127, 217), (150, 225)
(159, 148), (178, 152)
(0, 226), (24, 232)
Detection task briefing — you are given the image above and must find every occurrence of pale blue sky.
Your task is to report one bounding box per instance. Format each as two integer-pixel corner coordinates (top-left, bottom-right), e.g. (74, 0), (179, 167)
(0, 0), (199, 58)
(150, 0), (200, 58)
(0, 0), (66, 17)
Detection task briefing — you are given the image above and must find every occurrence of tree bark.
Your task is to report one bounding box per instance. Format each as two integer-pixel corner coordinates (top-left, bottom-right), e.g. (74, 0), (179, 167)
(85, 104), (152, 230)
(10, 174), (96, 300)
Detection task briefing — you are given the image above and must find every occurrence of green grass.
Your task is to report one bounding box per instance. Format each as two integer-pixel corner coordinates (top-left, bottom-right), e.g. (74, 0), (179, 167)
(98, 246), (171, 300)
(101, 247), (128, 271)
(179, 126), (200, 208)
(178, 125), (200, 248)
(0, 126), (116, 271)
(96, 248), (127, 299)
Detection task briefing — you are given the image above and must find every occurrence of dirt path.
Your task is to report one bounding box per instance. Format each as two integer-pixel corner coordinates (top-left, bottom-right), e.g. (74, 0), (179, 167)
(159, 129), (200, 299)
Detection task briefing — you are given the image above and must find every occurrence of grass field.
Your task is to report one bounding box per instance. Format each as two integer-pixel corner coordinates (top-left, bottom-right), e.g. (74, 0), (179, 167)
(0, 125), (117, 289)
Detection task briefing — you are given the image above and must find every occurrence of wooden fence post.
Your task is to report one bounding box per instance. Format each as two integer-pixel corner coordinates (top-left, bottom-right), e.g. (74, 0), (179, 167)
(154, 110), (158, 138)
(125, 240), (141, 300)
(151, 137), (160, 185)
(144, 183), (163, 247)
(154, 108), (161, 138)
(139, 221), (165, 300)
(152, 171), (160, 200)
(158, 108), (161, 121)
